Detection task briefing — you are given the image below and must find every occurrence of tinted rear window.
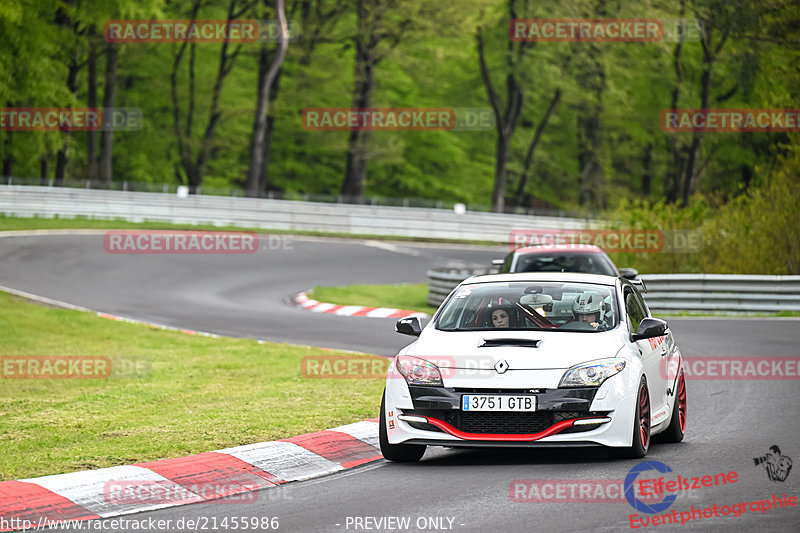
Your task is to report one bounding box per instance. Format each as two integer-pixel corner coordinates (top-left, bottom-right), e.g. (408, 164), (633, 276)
(514, 252), (617, 276)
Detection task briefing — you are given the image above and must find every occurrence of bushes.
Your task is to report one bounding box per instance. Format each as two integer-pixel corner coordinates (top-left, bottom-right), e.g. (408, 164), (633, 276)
(604, 159), (799, 274)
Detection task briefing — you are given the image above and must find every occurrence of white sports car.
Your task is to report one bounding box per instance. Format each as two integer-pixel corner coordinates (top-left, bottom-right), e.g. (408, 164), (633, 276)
(380, 273), (686, 462)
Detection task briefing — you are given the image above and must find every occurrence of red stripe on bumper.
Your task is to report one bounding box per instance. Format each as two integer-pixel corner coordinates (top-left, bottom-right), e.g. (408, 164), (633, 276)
(0, 481), (98, 532)
(423, 417), (606, 442)
(135, 452), (280, 500)
(283, 431), (381, 469)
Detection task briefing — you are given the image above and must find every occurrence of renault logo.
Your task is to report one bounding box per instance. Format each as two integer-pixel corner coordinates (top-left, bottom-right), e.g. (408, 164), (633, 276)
(494, 359), (509, 374)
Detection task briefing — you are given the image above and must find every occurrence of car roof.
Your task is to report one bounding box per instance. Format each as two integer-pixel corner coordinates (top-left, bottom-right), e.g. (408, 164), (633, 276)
(460, 272), (619, 286)
(513, 244), (605, 254)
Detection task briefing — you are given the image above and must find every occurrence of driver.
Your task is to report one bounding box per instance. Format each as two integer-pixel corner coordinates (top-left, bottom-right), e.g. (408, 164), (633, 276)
(570, 291), (605, 330)
(487, 297), (514, 328)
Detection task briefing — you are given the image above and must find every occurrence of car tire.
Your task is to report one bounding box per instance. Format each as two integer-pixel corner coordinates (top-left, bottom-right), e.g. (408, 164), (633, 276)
(379, 392), (426, 463)
(659, 372), (686, 443)
(618, 376), (650, 459)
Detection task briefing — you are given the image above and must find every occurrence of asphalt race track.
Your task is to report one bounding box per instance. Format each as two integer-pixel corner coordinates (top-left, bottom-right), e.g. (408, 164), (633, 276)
(1, 233), (798, 532)
(0, 233), (499, 354)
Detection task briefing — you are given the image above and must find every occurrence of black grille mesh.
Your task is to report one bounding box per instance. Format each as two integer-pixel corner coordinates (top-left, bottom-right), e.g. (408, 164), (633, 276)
(443, 410), (585, 434)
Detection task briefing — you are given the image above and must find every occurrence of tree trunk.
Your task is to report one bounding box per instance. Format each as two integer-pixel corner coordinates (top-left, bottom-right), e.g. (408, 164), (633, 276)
(515, 88), (561, 204)
(2, 132), (13, 177)
(641, 143), (652, 196)
(172, 0), (242, 194)
(680, 61), (712, 207)
(87, 25), (99, 184)
(246, 0), (288, 197)
(261, 114), (275, 193)
(666, 1), (686, 204)
(491, 128), (512, 211)
(573, 0), (608, 210)
(40, 156), (49, 185)
(574, 42), (606, 210)
(576, 107), (605, 209)
(677, 9), (727, 207)
(54, 150), (68, 186)
(170, 0), (202, 190)
(188, 167), (201, 195)
(55, 58), (81, 186)
(193, 3), (241, 192)
(341, 0), (377, 202)
(99, 41), (118, 185)
(477, 29), (523, 213)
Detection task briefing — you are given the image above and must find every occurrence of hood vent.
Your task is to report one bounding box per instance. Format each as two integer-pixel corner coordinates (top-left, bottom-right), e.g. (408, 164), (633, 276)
(480, 338), (542, 348)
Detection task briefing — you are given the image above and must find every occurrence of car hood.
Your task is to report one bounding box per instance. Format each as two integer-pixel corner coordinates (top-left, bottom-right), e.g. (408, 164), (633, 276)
(401, 328), (627, 370)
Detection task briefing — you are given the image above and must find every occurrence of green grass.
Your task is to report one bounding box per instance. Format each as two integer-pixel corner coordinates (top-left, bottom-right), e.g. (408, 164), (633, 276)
(0, 291), (388, 480)
(0, 214), (496, 245)
(308, 284), (438, 316)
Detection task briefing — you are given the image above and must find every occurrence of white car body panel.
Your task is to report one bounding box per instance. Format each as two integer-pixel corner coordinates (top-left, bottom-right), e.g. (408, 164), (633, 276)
(383, 273), (685, 450)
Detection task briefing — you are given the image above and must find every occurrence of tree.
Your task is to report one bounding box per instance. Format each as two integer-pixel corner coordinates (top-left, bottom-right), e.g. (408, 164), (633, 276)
(246, 0), (288, 196)
(99, 40), (118, 185)
(171, 0), (246, 194)
(476, 0), (531, 212)
(0, 0), (70, 182)
(572, 0), (608, 210)
(340, 0), (441, 202)
(86, 24), (100, 183)
(54, 1), (84, 186)
(513, 88), (561, 206)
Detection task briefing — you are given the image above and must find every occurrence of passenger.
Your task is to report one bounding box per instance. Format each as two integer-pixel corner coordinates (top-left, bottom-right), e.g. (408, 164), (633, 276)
(568, 291), (605, 330)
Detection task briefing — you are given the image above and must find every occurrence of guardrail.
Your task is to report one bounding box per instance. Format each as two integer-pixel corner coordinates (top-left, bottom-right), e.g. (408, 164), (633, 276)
(427, 269), (800, 313)
(1, 176), (582, 217)
(428, 268), (496, 307)
(0, 185), (586, 243)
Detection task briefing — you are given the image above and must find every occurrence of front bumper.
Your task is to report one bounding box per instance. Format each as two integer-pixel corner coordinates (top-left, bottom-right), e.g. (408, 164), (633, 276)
(384, 381), (637, 448)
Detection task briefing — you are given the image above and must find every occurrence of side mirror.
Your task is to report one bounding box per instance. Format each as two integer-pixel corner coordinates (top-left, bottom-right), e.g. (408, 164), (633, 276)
(632, 317), (668, 341)
(620, 268), (639, 280)
(491, 258), (505, 266)
(396, 316), (422, 337)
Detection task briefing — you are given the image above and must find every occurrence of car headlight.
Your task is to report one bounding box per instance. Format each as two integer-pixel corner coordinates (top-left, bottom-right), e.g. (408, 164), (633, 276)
(395, 355), (443, 386)
(559, 359), (626, 387)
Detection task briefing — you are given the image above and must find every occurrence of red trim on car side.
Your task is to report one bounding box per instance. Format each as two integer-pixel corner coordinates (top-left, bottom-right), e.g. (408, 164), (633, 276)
(422, 416), (607, 442)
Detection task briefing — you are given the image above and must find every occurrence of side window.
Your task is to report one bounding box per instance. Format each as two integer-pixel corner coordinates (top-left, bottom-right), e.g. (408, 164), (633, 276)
(625, 290), (646, 333)
(501, 252), (515, 273)
(632, 287), (651, 317)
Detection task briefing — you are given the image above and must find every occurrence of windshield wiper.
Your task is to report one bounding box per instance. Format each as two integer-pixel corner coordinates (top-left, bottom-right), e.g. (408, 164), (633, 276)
(480, 338), (542, 348)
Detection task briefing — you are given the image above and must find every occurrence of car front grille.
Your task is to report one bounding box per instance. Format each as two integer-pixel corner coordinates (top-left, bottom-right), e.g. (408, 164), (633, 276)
(406, 410), (605, 435)
(450, 411), (558, 434)
(447, 411), (591, 434)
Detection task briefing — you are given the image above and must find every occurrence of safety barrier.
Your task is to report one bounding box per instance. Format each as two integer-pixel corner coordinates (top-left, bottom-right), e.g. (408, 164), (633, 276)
(0, 185), (585, 243)
(426, 269), (800, 313)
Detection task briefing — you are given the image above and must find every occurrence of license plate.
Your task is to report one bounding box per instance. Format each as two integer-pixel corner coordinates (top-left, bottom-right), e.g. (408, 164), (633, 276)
(461, 395), (537, 412)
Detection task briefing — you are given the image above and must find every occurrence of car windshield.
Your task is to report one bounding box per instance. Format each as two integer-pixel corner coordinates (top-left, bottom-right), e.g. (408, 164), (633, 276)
(436, 281), (618, 332)
(515, 252), (618, 276)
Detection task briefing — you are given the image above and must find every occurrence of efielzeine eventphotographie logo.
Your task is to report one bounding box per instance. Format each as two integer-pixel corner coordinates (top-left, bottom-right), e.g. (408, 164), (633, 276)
(754, 445), (793, 482)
